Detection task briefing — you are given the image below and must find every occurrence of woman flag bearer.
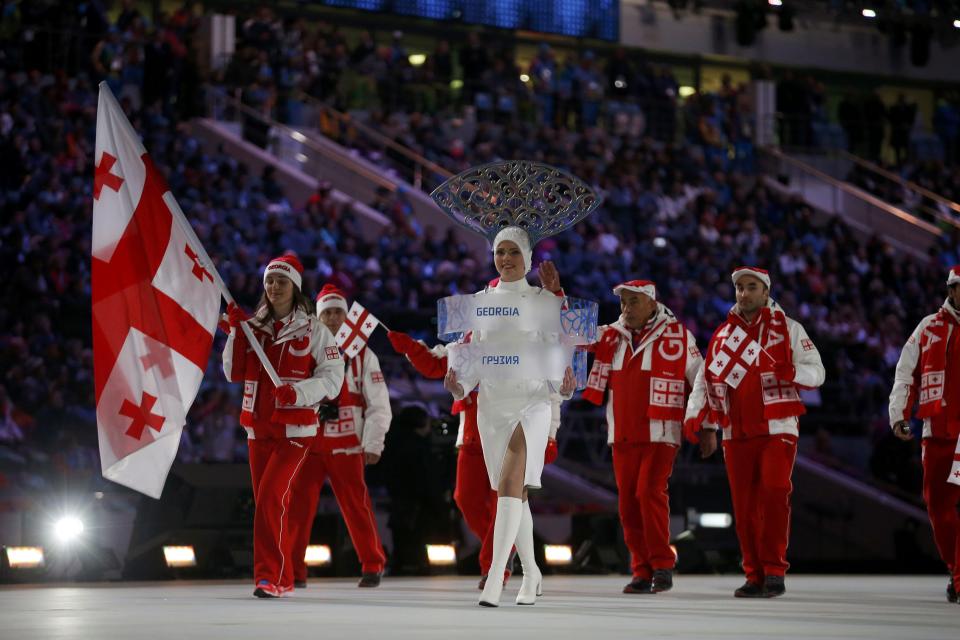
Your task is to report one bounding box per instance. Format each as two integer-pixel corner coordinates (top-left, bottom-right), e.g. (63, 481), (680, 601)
(222, 255), (344, 598)
(288, 283), (391, 588)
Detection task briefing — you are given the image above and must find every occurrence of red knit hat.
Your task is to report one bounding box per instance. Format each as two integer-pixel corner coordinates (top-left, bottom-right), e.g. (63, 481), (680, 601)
(731, 266), (771, 290)
(948, 265), (960, 286)
(613, 279), (656, 300)
(316, 283), (348, 313)
(264, 254), (303, 290)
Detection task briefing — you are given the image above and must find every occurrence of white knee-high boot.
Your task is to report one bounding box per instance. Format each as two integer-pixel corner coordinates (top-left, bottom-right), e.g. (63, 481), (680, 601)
(515, 500), (542, 605)
(479, 497), (523, 607)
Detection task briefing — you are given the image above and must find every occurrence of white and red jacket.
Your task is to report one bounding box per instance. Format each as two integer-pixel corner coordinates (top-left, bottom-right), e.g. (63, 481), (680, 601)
(223, 308), (344, 439)
(313, 345), (392, 455)
(889, 300), (960, 440)
(590, 307), (701, 446)
(686, 301), (825, 440)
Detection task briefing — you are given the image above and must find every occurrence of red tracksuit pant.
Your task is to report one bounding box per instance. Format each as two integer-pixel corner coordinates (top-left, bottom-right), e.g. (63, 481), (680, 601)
(248, 437), (313, 589)
(922, 438), (960, 591)
(453, 447), (498, 575)
(723, 434), (798, 584)
(288, 450), (386, 580)
(612, 442), (678, 580)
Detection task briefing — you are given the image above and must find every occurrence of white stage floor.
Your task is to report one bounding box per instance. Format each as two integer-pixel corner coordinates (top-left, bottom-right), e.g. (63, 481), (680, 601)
(0, 575), (955, 640)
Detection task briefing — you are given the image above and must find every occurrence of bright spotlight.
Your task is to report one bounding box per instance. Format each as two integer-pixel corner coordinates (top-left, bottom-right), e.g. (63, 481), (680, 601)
(425, 544), (456, 566)
(163, 546), (197, 568)
(5, 546), (45, 569)
(768, 0), (782, 5)
(698, 513), (733, 528)
(544, 544), (573, 565)
(54, 516), (84, 543)
(304, 544), (332, 566)
(408, 53), (426, 67)
(519, 74), (530, 83)
(862, 8), (877, 18)
(954, 19), (960, 29)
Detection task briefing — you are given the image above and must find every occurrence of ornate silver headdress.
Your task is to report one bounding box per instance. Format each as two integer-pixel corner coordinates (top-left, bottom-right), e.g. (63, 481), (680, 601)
(430, 160), (602, 246)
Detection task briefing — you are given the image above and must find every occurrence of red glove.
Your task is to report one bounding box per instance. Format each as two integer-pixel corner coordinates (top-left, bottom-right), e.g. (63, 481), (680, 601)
(683, 418), (701, 445)
(387, 331), (417, 355)
(273, 384), (298, 406)
(227, 302), (250, 328)
(544, 438), (558, 464)
(774, 361), (796, 382)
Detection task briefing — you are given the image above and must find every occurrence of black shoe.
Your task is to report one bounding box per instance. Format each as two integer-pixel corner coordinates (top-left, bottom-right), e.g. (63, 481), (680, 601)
(734, 580), (765, 598)
(358, 572), (382, 588)
(651, 569), (673, 593)
(948, 581), (957, 604)
(763, 576), (785, 598)
(623, 578), (653, 594)
(294, 580), (307, 589)
(478, 574), (487, 591)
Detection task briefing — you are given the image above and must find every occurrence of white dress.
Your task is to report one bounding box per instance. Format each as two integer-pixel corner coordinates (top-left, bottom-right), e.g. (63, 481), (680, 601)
(455, 277), (565, 490)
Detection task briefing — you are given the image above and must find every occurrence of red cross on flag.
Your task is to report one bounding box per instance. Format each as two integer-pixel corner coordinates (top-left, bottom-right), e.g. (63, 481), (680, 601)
(707, 325), (768, 389)
(336, 301), (380, 359)
(949, 434), (960, 486)
(92, 83), (221, 498)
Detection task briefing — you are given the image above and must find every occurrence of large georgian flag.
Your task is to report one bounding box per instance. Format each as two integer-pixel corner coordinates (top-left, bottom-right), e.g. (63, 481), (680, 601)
(336, 302), (380, 359)
(92, 83), (220, 498)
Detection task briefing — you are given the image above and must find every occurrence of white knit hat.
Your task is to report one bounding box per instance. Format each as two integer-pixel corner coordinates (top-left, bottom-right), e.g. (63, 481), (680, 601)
(263, 255), (303, 290)
(315, 283), (348, 314)
(492, 226), (532, 275)
(731, 266), (771, 290)
(948, 265), (960, 286)
(613, 279), (656, 300)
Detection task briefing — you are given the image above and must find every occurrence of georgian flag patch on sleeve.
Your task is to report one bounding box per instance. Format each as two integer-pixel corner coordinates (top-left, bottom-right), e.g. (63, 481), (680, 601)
(371, 371), (385, 383)
(325, 346), (340, 360)
(801, 339), (816, 352)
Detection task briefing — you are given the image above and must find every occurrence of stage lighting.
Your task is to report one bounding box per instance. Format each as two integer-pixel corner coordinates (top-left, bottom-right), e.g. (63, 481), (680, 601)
(162, 546), (197, 568)
(425, 544), (456, 566)
(698, 513), (733, 528)
(5, 546), (45, 569)
(768, 0), (782, 6)
(291, 130), (306, 143)
(544, 544), (573, 565)
(862, 9), (877, 19)
(408, 54), (426, 67)
(295, 153), (308, 163)
(54, 516), (84, 544)
(678, 86), (696, 98)
(520, 74), (530, 83)
(304, 544), (332, 566)
(954, 19), (960, 29)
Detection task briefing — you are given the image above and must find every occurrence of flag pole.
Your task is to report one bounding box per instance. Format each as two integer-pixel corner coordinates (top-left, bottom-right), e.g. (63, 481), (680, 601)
(164, 195), (283, 388)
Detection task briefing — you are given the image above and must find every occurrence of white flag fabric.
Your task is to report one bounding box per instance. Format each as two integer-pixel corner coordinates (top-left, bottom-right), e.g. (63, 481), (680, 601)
(92, 83), (220, 498)
(336, 302), (380, 359)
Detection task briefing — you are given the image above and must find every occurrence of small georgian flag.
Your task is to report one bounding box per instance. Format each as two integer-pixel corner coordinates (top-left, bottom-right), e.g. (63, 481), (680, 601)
(336, 301), (380, 359)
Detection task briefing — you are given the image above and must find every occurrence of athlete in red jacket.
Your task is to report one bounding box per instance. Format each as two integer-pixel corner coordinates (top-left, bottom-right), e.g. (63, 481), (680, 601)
(685, 267), (824, 599)
(222, 255), (344, 598)
(889, 265), (960, 603)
